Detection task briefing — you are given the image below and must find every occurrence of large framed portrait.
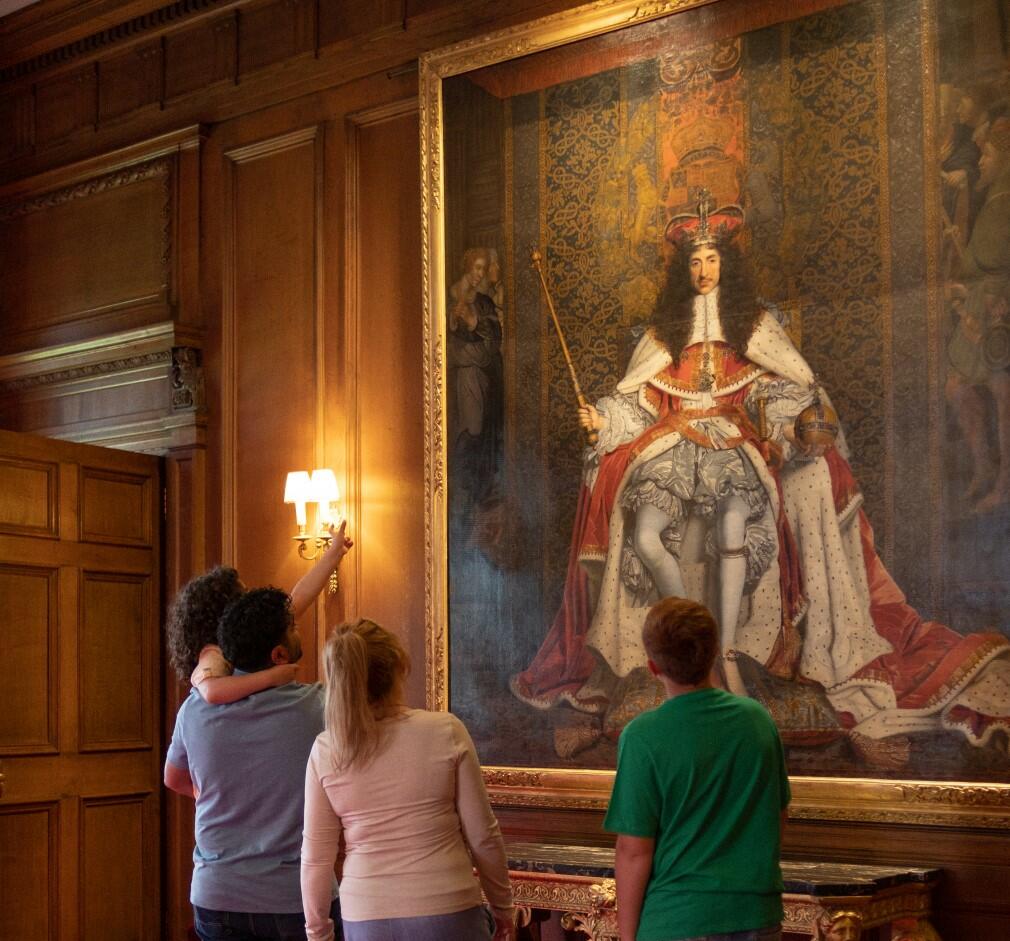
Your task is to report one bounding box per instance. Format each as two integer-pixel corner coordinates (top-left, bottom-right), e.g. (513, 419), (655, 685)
(421, 0), (1010, 826)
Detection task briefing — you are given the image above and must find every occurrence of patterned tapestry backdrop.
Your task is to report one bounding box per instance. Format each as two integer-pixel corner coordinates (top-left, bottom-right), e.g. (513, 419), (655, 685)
(529, 3), (891, 618)
(443, 0), (1010, 778)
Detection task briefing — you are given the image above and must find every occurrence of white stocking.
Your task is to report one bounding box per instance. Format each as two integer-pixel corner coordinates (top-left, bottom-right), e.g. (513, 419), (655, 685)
(632, 503), (686, 598)
(716, 494), (749, 695)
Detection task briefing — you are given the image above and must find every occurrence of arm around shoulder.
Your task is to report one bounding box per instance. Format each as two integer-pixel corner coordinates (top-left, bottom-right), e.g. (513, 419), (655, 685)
(197, 663), (299, 704)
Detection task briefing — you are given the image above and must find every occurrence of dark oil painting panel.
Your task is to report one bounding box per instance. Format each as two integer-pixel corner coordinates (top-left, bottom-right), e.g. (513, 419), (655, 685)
(443, 0), (1010, 782)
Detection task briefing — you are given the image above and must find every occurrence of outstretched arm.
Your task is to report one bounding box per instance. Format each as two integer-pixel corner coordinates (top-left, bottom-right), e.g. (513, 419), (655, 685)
(290, 521), (354, 619)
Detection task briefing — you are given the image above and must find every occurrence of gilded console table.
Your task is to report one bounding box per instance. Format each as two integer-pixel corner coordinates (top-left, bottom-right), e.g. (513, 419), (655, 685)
(505, 842), (941, 941)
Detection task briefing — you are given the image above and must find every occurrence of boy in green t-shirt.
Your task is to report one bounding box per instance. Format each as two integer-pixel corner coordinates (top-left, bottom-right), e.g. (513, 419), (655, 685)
(603, 597), (790, 941)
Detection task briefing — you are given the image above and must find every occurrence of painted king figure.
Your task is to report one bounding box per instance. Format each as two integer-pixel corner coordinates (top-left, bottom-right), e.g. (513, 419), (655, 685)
(512, 191), (1010, 765)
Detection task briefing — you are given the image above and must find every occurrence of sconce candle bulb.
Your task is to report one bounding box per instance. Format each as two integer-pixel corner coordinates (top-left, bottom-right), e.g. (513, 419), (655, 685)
(284, 471), (312, 528)
(284, 467), (342, 594)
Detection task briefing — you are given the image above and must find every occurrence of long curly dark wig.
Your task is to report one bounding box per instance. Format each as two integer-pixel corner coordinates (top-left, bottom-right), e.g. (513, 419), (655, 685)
(652, 241), (762, 365)
(166, 566), (245, 680)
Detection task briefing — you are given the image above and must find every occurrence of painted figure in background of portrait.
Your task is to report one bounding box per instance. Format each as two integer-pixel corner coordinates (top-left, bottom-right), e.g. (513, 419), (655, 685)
(447, 247), (504, 514)
(946, 115), (1010, 512)
(512, 191), (1010, 768)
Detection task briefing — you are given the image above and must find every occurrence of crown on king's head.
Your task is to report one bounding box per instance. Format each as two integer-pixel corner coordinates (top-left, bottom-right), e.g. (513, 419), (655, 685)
(664, 187), (744, 253)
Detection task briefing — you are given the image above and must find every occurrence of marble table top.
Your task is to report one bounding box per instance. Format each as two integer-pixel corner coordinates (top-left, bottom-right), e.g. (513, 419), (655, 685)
(505, 842), (940, 896)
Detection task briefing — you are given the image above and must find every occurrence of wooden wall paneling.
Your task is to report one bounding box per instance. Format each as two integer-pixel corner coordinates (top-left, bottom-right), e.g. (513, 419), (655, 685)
(236, 0), (315, 78)
(222, 125), (323, 671)
(318, 0), (405, 47)
(0, 565), (58, 755)
(97, 39), (163, 125)
(35, 64), (98, 149)
(0, 0), (174, 68)
(0, 88), (35, 163)
(0, 158), (172, 353)
(0, 801), (59, 940)
(173, 133), (206, 327)
(783, 818), (1010, 938)
(0, 131), (204, 452)
(344, 100), (425, 706)
(0, 0), (589, 185)
(2, 362), (171, 437)
(164, 13), (237, 103)
(162, 443), (205, 941)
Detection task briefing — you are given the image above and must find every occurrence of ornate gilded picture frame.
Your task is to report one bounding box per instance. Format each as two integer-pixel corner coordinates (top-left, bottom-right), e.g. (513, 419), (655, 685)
(421, 0), (1010, 827)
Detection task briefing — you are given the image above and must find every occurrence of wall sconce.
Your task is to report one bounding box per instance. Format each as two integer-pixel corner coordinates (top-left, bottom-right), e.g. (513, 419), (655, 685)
(284, 468), (342, 593)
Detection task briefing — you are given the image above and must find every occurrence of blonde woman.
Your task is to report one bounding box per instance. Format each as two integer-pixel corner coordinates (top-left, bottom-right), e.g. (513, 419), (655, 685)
(301, 619), (516, 941)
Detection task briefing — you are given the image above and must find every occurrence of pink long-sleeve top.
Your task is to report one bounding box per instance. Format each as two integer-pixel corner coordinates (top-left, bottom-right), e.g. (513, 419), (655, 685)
(300, 708), (513, 939)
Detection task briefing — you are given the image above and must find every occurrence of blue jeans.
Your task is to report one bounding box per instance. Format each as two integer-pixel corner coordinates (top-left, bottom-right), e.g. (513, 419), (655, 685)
(193, 899), (342, 941)
(341, 904), (493, 940)
(677, 928), (781, 941)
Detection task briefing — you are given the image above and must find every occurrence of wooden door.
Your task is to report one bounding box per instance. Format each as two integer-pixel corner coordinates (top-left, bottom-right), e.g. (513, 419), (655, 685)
(0, 429), (161, 941)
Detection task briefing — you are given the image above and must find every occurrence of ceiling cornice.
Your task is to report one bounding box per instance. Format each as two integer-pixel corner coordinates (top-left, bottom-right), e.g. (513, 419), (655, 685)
(0, 0), (222, 76)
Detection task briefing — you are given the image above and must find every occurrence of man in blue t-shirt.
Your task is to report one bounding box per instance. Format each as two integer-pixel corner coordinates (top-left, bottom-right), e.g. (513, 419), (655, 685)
(165, 588), (340, 941)
(604, 597), (790, 941)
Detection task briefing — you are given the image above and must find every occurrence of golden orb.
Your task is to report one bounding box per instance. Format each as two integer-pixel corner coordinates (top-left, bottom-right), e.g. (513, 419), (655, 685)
(794, 396), (839, 450)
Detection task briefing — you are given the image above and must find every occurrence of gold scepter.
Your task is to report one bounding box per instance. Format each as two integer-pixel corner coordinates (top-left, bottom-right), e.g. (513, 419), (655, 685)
(530, 248), (598, 445)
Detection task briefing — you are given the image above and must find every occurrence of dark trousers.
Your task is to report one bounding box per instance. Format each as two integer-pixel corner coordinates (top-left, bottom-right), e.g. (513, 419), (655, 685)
(193, 898), (342, 941)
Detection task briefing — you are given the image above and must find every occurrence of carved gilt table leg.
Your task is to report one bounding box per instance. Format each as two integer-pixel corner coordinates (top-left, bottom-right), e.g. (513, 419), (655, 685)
(559, 878), (619, 940)
(813, 907), (864, 940)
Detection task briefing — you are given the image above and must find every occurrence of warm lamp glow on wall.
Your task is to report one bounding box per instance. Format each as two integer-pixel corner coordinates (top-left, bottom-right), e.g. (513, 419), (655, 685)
(284, 468), (342, 593)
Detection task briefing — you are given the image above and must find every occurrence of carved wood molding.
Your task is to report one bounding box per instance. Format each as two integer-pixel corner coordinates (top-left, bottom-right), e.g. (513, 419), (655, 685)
(419, 0), (716, 79)
(897, 784), (1010, 807)
(0, 155), (171, 222)
(0, 0), (229, 83)
(223, 125), (318, 164)
(0, 351), (171, 394)
(483, 769), (544, 788)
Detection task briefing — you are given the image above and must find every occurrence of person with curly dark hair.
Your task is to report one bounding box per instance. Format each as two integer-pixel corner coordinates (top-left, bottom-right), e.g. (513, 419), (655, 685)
(217, 587), (299, 673)
(166, 523), (352, 705)
(165, 527), (352, 941)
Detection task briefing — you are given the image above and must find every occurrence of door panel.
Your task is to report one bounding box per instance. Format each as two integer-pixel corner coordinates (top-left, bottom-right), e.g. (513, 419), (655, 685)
(0, 564), (58, 753)
(0, 429), (161, 941)
(80, 468), (154, 546)
(0, 801), (59, 940)
(80, 572), (152, 751)
(0, 455), (58, 535)
(81, 795), (150, 941)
